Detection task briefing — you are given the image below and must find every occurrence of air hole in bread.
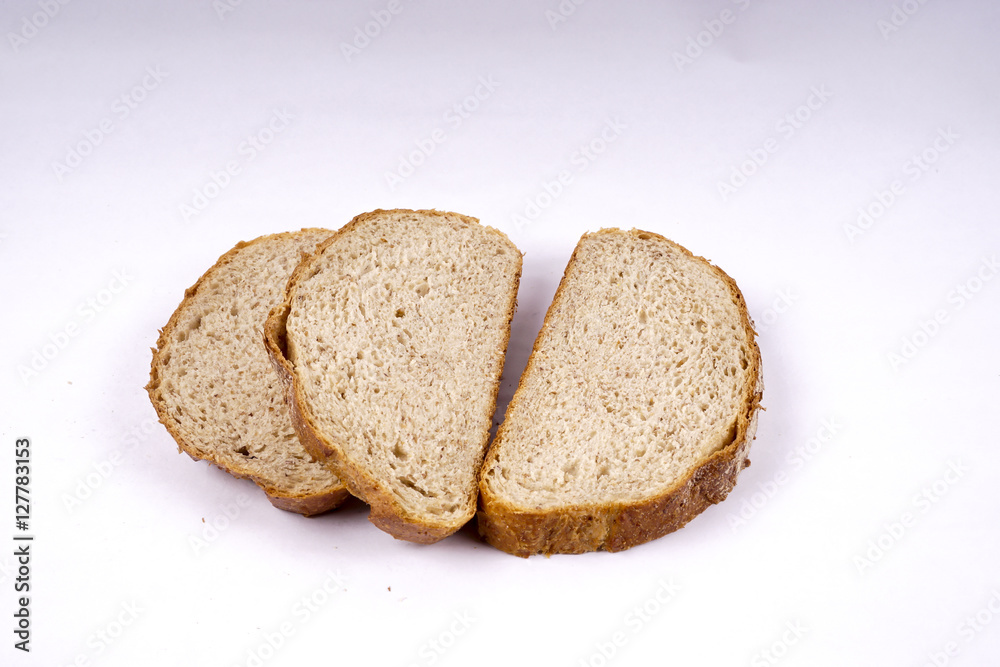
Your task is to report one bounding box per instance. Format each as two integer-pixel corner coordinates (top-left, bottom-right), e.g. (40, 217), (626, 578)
(398, 476), (431, 498)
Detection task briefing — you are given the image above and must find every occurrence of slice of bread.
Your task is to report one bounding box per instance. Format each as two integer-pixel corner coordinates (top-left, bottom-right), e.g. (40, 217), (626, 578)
(147, 230), (349, 516)
(265, 209), (522, 543)
(478, 229), (763, 556)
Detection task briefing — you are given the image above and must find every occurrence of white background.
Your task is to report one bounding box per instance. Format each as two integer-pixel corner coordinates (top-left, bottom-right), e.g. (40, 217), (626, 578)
(2, 1), (999, 665)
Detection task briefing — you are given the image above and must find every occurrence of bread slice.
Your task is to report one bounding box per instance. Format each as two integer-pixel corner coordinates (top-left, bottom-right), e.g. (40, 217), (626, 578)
(478, 229), (763, 556)
(147, 230), (349, 516)
(265, 209), (522, 543)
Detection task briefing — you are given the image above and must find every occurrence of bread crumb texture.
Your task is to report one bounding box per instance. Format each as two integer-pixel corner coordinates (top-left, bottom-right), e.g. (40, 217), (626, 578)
(287, 210), (521, 526)
(480, 228), (761, 552)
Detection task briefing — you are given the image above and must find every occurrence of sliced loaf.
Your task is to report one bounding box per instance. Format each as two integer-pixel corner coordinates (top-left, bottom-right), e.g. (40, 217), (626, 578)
(265, 209), (522, 543)
(478, 229), (763, 556)
(147, 230), (349, 516)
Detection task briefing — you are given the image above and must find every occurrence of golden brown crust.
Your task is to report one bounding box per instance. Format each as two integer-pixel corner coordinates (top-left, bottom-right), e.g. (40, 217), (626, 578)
(262, 486), (352, 516)
(146, 229), (350, 517)
(476, 228), (763, 556)
(264, 209), (522, 543)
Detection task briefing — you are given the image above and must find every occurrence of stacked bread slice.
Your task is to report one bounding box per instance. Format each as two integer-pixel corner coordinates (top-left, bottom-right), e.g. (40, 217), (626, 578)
(148, 211), (761, 554)
(146, 229), (350, 515)
(264, 209), (522, 542)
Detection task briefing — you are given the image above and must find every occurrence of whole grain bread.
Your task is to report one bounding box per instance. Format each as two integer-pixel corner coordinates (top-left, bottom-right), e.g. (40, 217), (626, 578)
(477, 229), (763, 556)
(147, 230), (349, 516)
(265, 209), (522, 543)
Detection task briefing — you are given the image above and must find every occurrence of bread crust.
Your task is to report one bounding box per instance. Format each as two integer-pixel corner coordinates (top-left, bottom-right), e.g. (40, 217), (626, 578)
(477, 229), (763, 556)
(146, 229), (350, 517)
(264, 209), (522, 543)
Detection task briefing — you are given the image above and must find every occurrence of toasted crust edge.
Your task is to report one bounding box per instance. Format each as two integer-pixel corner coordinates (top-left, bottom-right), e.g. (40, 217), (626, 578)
(146, 229), (351, 517)
(264, 209), (523, 543)
(476, 228), (764, 557)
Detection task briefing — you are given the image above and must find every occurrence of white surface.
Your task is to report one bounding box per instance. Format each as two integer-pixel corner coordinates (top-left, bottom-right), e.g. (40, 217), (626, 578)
(2, 1), (999, 665)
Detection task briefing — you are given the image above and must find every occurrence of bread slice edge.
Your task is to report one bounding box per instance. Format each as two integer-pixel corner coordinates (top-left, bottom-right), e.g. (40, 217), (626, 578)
(146, 229), (351, 517)
(476, 228), (763, 556)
